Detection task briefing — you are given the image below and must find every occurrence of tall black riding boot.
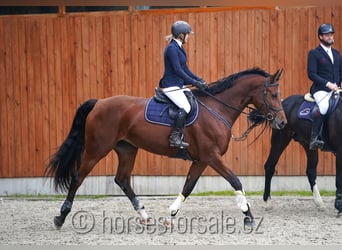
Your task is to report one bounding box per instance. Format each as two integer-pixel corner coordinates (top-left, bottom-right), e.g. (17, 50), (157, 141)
(309, 107), (325, 150)
(169, 108), (189, 148)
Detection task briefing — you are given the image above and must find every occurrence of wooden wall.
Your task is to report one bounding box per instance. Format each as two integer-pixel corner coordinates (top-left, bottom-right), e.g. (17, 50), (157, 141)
(1, 6), (341, 178)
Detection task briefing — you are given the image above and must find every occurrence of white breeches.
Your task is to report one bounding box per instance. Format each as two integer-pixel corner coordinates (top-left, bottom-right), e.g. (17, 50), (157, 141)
(162, 86), (191, 114)
(313, 90), (333, 115)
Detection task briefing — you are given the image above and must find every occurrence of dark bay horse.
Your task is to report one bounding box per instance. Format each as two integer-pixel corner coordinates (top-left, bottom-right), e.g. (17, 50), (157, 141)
(46, 68), (287, 229)
(262, 93), (342, 216)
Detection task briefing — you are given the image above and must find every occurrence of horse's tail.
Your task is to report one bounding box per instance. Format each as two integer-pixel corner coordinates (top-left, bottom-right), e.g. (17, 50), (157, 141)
(45, 99), (98, 192)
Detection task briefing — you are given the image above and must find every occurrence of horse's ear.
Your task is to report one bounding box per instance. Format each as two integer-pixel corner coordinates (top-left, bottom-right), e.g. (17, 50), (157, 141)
(272, 68), (284, 83)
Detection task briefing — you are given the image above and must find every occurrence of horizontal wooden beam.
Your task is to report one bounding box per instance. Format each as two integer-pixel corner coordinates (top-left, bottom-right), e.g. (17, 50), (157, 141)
(0, 0), (340, 7)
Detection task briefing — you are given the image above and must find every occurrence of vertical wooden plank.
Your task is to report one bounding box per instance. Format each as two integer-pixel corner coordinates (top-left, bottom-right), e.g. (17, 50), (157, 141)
(81, 16), (91, 100)
(137, 14), (147, 97)
(32, 18), (44, 177)
(209, 12), (218, 81)
(7, 18), (17, 177)
(223, 10), (233, 75)
(9, 18), (23, 177)
(151, 13), (164, 90)
(0, 19), (8, 178)
(88, 16), (98, 99)
(102, 15), (112, 97)
(54, 17), (64, 168)
(39, 17), (50, 176)
(216, 11), (226, 79)
(109, 15), (118, 96)
(17, 17), (30, 177)
(46, 17), (57, 163)
(144, 14), (153, 96)
(0, 18), (7, 177)
(74, 16), (84, 106)
(94, 16), (106, 175)
(30, 17), (46, 177)
(123, 14), (133, 96)
(112, 15), (122, 95)
(24, 18), (36, 176)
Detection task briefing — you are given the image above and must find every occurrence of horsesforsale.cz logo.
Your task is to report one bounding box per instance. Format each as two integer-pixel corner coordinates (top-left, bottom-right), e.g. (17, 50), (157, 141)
(71, 210), (264, 235)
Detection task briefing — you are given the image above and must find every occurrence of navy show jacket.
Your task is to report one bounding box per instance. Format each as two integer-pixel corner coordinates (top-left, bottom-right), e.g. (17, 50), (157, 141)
(308, 45), (342, 94)
(159, 39), (201, 88)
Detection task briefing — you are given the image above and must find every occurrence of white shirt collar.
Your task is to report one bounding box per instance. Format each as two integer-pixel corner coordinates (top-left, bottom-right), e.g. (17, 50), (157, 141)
(320, 43), (332, 52)
(173, 38), (183, 48)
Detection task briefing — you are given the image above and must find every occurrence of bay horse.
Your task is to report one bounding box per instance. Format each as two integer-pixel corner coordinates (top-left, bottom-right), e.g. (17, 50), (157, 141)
(262, 93), (342, 216)
(46, 68), (287, 230)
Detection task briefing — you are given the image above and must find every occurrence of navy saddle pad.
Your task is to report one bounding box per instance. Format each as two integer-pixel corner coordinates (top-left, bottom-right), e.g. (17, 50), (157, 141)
(144, 98), (199, 127)
(298, 93), (340, 121)
(297, 101), (315, 121)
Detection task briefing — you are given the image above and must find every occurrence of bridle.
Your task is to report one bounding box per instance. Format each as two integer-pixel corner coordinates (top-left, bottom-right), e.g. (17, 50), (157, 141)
(195, 76), (283, 139)
(262, 81), (284, 121)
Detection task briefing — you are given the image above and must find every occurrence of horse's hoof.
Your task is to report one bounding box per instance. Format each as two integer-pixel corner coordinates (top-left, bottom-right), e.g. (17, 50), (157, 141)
(337, 212), (342, 218)
(314, 201), (326, 211)
(54, 216), (64, 230)
(244, 216), (255, 228)
(264, 201), (273, 211)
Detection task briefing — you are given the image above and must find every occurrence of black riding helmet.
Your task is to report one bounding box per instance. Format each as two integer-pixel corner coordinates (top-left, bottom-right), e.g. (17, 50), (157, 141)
(318, 23), (335, 36)
(171, 21), (193, 39)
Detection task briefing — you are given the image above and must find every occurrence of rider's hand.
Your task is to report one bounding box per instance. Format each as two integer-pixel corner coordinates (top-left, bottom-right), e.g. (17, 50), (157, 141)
(194, 80), (208, 91)
(326, 82), (339, 91)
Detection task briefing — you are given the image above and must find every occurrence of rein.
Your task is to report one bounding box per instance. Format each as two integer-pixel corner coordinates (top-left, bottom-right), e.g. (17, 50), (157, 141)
(195, 78), (281, 140)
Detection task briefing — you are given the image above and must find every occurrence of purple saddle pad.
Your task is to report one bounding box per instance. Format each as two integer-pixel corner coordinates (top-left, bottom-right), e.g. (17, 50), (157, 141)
(297, 101), (315, 121)
(144, 98), (199, 127)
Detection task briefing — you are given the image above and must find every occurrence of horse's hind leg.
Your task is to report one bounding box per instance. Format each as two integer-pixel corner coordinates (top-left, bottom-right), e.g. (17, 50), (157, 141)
(114, 141), (150, 223)
(54, 153), (107, 229)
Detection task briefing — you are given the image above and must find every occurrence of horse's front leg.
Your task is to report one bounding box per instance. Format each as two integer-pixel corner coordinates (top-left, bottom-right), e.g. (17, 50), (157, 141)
(166, 161), (207, 226)
(263, 128), (293, 210)
(209, 154), (255, 227)
(303, 145), (325, 209)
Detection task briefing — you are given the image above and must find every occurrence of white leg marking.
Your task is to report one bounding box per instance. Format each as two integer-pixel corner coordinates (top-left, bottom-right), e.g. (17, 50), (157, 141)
(169, 193), (185, 216)
(235, 190), (249, 212)
(313, 184), (325, 210)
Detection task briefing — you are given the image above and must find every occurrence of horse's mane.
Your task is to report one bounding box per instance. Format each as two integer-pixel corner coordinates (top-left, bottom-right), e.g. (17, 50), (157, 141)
(193, 67), (270, 96)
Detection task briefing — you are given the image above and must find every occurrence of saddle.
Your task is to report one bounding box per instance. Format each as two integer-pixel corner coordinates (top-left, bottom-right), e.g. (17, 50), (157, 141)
(153, 88), (197, 119)
(297, 92), (340, 121)
(144, 88), (199, 127)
